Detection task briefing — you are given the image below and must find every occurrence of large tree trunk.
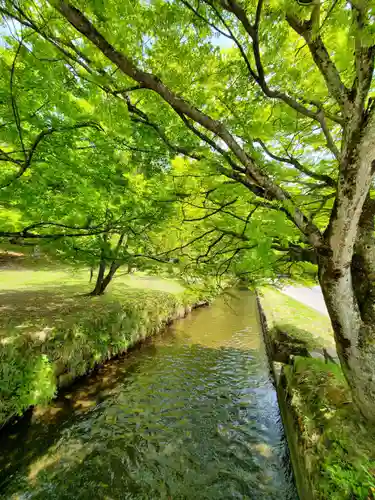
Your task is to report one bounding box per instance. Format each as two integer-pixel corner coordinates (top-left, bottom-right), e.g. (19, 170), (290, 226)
(319, 253), (375, 421)
(351, 195), (375, 323)
(318, 194), (375, 421)
(317, 108), (375, 420)
(340, 195), (375, 420)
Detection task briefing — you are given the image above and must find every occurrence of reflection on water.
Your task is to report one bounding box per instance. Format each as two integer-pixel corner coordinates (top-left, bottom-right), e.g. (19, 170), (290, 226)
(0, 290), (297, 499)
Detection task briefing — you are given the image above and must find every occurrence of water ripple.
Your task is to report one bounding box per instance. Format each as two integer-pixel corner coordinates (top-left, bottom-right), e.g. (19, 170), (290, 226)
(0, 291), (297, 499)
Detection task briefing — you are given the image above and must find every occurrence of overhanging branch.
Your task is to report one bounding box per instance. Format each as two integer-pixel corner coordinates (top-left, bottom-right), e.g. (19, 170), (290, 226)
(286, 13), (351, 115)
(215, 0), (344, 129)
(254, 138), (335, 187)
(0, 121), (103, 188)
(50, 1), (323, 247)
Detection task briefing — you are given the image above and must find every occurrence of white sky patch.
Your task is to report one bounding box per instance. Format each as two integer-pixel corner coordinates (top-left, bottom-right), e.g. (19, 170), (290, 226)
(210, 33), (235, 49)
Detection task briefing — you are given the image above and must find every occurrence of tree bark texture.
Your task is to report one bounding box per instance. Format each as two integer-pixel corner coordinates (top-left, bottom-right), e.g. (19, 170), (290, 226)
(318, 116), (375, 421)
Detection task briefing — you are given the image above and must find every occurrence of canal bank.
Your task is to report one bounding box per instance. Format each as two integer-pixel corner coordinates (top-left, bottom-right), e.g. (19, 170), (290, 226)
(0, 268), (212, 429)
(258, 287), (375, 500)
(0, 290), (297, 499)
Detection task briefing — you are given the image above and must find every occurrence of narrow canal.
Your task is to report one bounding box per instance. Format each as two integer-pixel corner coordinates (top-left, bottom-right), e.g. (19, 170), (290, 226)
(0, 290), (297, 499)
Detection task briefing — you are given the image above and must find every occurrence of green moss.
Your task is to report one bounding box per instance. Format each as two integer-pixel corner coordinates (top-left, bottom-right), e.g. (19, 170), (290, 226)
(259, 287), (334, 350)
(0, 268), (207, 427)
(285, 357), (375, 499)
(260, 287), (375, 498)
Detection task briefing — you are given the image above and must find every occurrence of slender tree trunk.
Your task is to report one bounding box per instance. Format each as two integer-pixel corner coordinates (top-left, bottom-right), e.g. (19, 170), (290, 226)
(89, 258), (107, 296)
(89, 260), (122, 295)
(100, 261), (121, 293)
(89, 232), (126, 295)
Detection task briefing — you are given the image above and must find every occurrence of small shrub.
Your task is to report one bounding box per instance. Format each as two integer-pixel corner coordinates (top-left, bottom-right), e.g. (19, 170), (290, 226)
(0, 345), (56, 424)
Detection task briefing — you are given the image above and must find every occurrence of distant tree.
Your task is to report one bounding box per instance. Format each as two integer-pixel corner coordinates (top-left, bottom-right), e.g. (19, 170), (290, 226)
(0, 30), (176, 292)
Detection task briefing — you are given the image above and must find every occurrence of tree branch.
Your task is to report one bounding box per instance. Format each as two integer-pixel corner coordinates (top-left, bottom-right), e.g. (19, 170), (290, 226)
(200, 0), (258, 81)
(196, 232), (226, 263)
(286, 14), (351, 114)
(254, 137), (336, 187)
(272, 242), (317, 264)
(316, 110), (340, 159)
(351, 1), (375, 112)
(112, 85), (146, 94)
(0, 121), (103, 188)
(182, 198), (238, 221)
(180, 0), (232, 39)
(123, 96), (204, 161)
(163, 228), (218, 255)
(175, 111), (246, 173)
(51, 1), (323, 248)
(1, 227), (109, 240)
(217, 0), (342, 129)
(10, 39), (26, 159)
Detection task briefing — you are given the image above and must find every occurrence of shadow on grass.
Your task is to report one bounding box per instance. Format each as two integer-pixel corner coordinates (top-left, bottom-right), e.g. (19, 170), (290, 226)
(270, 324), (324, 363)
(272, 322), (327, 350)
(0, 286), (91, 337)
(0, 285), (161, 345)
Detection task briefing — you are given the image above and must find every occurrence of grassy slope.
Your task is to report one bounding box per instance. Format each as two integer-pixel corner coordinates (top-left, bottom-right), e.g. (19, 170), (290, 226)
(259, 287), (334, 351)
(260, 287), (375, 499)
(0, 266), (207, 426)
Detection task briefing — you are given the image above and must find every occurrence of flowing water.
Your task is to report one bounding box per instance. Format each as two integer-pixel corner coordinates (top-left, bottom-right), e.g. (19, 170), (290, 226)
(0, 290), (297, 499)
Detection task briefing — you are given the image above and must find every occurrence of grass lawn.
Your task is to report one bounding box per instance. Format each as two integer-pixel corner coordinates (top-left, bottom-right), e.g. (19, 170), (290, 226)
(259, 286), (335, 352)
(259, 287), (375, 499)
(0, 264), (207, 427)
